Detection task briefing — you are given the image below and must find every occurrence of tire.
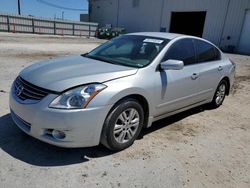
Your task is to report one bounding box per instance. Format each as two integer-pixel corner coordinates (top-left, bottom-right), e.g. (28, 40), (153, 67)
(209, 80), (228, 108)
(101, 98), (144, 151)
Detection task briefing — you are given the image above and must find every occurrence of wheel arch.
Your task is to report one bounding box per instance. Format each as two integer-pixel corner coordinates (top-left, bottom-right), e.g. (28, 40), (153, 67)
(107, 94), (150, 128)
(100, 93), (151, 149)
(221, 76), (230, 95)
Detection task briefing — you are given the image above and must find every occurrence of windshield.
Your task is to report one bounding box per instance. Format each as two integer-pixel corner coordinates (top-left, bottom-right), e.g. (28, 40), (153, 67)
(85, 35), (169, 68)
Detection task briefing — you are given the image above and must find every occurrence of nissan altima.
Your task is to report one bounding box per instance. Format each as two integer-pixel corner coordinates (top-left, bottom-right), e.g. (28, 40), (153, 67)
(9, 32), (235, 150)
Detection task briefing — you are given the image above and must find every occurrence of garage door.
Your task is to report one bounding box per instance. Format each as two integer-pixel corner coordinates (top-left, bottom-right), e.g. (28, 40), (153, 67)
(238, 10), (250, 54)
(169, 12), (206, 37)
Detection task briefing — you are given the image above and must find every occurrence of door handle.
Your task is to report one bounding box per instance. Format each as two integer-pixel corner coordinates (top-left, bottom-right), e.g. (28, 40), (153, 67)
(218, 66), (223, 71)
(191, 73), (199, 80)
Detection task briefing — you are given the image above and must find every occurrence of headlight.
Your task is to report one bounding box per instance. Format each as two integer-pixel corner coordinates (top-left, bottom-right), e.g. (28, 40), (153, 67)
(49, 84), (107, 109)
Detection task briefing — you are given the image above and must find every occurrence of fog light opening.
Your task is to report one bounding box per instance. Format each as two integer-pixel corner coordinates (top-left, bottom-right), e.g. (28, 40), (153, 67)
(52, 130), (66, 140)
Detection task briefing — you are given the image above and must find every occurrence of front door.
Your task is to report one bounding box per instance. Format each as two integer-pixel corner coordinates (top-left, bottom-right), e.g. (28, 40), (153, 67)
(154, 39), (200, 117)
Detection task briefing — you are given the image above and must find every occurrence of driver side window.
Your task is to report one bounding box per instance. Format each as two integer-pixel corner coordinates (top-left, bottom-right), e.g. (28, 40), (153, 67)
(162, 39), (196, 66)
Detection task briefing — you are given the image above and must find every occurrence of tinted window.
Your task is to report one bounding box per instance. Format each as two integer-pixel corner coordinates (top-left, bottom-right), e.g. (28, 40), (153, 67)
(162, 39), (195, 65)
(214, 47), (221, 60)
(195, 39), (221, 63)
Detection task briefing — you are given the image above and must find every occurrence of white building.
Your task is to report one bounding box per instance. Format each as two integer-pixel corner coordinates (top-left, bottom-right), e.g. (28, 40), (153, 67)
(89, 0), (250, 54)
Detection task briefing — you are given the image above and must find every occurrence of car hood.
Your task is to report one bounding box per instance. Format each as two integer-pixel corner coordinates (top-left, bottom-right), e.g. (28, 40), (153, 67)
(20, 55), (138, 92)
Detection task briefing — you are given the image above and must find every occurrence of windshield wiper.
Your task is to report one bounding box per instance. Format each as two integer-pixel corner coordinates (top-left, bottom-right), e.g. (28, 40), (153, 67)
(84, 54), (117, 65)
(81, 53), (89, 56)
(84, 54), (141, 68)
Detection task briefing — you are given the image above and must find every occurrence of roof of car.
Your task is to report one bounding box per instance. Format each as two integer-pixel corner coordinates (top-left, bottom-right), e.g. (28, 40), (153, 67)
(127, 32), (185, 40)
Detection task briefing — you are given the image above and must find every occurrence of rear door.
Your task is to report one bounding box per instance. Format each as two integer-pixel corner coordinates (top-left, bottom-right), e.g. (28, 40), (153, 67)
(193, 39), (223, 100)
(154, 39), (201, 117)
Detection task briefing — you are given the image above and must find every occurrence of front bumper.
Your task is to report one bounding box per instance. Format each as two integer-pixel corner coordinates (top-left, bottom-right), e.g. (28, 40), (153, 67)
(9, 86), (112, 148)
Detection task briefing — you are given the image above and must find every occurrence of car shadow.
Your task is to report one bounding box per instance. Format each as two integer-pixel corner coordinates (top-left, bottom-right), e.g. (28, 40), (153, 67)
(0, 113), (115, 167)
(139, 105), (208, 138)
(0, 105), (209, 167)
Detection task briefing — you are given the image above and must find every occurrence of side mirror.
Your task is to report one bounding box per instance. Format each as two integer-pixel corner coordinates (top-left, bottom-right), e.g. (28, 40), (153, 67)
(160, 59), (184, 70)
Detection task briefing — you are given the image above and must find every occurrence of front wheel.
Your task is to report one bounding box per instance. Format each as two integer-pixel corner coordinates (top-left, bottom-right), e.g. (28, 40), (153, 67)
(101, 99), (144, 151)
(209, 80), (228, 108)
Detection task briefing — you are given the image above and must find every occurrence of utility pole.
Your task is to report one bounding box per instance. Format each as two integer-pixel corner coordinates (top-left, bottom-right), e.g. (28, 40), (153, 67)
(88, 1), (91, 22)
(116, 0), (120, 27)
(18, 0), (21, 15)
(62, 11), (64, 20)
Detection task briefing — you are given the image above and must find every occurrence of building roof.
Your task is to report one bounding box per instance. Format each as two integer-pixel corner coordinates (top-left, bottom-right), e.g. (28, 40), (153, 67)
(127, 32), (184, 40)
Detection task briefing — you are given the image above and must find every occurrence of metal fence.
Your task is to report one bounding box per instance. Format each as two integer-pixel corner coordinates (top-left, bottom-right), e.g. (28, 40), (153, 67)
(0, 13), (98, 37)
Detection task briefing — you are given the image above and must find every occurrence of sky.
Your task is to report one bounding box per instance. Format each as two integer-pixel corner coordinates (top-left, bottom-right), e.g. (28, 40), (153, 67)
(0, 0), (88, 21)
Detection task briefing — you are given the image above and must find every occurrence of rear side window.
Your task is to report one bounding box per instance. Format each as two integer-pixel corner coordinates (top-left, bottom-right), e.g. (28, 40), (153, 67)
(195, 39), (221, 63)
(162, 39), (195, 65)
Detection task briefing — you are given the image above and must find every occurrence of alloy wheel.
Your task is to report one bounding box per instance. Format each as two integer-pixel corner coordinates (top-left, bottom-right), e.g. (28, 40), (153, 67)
(215, 83), (226, 105)
(113, 108), (140, 144)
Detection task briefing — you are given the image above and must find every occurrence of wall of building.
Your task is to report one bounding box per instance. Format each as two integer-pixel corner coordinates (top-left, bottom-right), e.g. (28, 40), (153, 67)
(80, 14), (89, 22)
(89, 0), (250, 53)
(162, 0), (229, 45)
(161, 0), (250, 52)
(220, 0), (250, 52)
(89, 0), (119, 27)
(89, 0), (163, 31)
(117, 0), (163, 32)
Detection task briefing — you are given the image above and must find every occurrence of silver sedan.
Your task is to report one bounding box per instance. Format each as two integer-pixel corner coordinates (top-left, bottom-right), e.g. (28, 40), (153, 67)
(9, 32), (235, 150)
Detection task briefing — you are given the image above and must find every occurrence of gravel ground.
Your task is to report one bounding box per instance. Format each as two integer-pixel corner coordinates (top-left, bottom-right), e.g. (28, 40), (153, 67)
(0, 32), (250, 188)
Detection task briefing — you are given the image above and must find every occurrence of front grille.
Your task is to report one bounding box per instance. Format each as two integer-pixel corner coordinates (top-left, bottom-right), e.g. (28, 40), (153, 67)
(14, 76), (50, 101)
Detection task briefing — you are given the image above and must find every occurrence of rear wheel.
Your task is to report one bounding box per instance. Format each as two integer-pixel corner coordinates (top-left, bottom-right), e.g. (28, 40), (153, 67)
(210, 80), (228, 108)
(101, 99), (144, 151)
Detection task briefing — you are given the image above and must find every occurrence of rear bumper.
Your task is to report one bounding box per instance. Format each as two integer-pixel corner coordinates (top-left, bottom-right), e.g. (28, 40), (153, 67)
(9, 86), (112, 148)
(228, 64), (236, 94)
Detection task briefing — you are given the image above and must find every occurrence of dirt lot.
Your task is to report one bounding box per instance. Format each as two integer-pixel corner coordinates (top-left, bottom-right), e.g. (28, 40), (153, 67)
(0, 32), (249, 188)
